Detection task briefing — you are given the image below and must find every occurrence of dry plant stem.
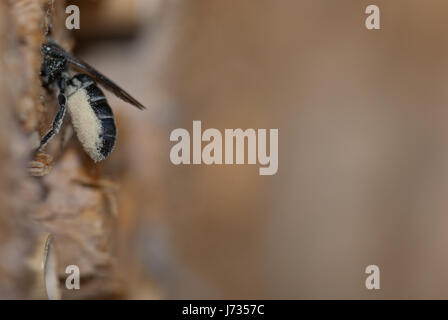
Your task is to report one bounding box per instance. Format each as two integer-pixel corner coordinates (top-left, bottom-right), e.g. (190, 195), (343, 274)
(0, 0), (122, 299)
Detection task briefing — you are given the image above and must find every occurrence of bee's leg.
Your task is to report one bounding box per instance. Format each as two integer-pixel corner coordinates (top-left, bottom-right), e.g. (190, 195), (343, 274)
(38, 92), (67, 150)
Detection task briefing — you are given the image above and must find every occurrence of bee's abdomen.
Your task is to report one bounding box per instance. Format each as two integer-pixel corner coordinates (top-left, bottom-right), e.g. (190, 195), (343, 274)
(84, 83), (117, 160)
(67, 74), (117, 161)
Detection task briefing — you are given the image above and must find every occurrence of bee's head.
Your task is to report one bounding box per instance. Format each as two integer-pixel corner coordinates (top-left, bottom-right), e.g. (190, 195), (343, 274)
(40, 43), (67, 87)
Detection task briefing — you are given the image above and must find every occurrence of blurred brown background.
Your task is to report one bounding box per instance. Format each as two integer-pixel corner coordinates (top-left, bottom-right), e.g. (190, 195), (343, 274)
(3, 0), (448, 299)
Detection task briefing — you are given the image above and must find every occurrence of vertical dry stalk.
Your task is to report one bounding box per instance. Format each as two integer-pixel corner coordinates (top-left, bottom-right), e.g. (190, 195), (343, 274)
(0, 0), (122, 299)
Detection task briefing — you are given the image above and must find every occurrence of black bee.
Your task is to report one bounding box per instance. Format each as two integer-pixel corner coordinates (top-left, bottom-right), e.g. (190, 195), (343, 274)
(39, 40), (145, 162)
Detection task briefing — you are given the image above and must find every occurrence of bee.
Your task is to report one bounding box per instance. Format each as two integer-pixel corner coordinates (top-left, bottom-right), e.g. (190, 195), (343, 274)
(38, 40), (146, 162)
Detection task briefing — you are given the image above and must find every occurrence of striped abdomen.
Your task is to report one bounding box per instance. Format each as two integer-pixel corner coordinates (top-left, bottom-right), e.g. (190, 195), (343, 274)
(66, 74), (117, 162)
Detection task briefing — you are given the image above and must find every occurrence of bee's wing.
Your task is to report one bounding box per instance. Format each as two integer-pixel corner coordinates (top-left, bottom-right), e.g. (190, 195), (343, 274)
(47, 42), (146, 110)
